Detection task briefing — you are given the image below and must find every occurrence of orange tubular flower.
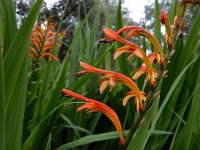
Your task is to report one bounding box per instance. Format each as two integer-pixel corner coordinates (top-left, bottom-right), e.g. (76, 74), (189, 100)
(133, 63), (158, 87)
(133, 52), (162, 86)
(103, 28), (158, 86)
(103, 28), (154, 72)
(117, 26), (162, 54)
(78, 62), (146, 113)
(62, 89), (125, 145)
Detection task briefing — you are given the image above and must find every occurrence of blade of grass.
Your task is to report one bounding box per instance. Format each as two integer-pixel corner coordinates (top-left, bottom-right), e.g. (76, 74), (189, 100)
(169, 84), (200, 149)
(149, 58), (197, 137)
(0, 50), (5, 150)
(168, 0), (178, 23)
(45, 134), (52, 150)
(115, 0), (130, 76)
(56, 130), (129, 150)
(154, 0), (161, 43)
(173, 62), (200, 150)
(22, 102), (65, 150)
(103, 0), (111, 70)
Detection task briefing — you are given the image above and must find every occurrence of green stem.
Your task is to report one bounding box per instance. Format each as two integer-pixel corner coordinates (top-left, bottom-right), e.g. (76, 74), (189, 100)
(122, 44), (173, 149)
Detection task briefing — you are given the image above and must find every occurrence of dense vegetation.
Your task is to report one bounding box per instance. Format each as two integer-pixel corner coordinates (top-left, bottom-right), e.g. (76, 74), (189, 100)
(0, 0), (200, 149)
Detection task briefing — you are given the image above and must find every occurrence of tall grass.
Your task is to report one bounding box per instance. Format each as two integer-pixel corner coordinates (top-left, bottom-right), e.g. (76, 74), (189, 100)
(0, 0), (200, 149)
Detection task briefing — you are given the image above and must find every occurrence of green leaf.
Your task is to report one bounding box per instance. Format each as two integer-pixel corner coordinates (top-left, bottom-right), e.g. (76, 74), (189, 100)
(115, 0), (130, 76)
(149, 58), (197, 135)
(0, 50), (5, 150)
(5, 56), (28, 150)
(0, 0), (17, 54)
(168, 0), (178, 23)
(154, 0), (161, 43)
(173, 60), (200, 150)
(127, 97), (159, 150)
(176, 12), (200, 74)
(103, 0), (111, 70)
(4, 0), (43, 109)
(56, 130), (129, 150)
(45, 134), (52, 150)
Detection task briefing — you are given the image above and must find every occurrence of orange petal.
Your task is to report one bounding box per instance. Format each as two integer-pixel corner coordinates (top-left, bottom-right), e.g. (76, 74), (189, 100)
(62, 89), (88, 101)
(28, 53), (37, 61)
(126, 29), (162, 54)
(123, 94), (133, 106)
(127, 54), (134, 60)
(100, 80), (109, 94)
(33, 29), (43, 40)
(114, 50), (126, 60)
(80, 62), (141, 99)
(42, 45), (52, 52)
(62, 89), (125, 145)
(115, 45), (143, 60)
(133, 68), (146, 80)
(117, 26), (141, 34)
(77, 103), (96, 112)
(39, 53), (59, 61)
(29, 47), (38, 56)
(103, 28), (135, 46)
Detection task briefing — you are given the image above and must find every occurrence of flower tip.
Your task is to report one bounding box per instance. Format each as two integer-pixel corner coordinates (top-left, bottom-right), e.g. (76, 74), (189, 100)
(103, 28), (118, 40)
(122, 100), (127, 106)
(160, 9), (167, 25)
(80, 62), (90, 70)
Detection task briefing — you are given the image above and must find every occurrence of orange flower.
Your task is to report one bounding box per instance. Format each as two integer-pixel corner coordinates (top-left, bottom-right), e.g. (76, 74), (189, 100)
(133, 63), (158, 87)
(103, 29), (156, 82)
(62, 89), (125, 145)
(117, 26), (162, 54)
(123, 91), (146, 113)
(29, 20), (62, 62)
(113, 45), (153, 72)
(78, 62), (146, 113)
(103, 28), (164, 87)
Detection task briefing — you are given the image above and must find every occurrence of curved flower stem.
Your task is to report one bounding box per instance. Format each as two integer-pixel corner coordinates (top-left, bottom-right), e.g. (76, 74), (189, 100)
(122, 47), (172, 149)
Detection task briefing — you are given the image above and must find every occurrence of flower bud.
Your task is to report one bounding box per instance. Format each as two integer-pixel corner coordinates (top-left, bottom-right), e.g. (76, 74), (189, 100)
(160, 9), (167, 25)
(166, 25), (175, 49)
(174, 15), (182, 29)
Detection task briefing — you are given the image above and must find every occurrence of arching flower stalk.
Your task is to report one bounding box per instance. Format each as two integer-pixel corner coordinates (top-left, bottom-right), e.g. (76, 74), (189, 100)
(62, 89), (125, 145)
(103, 28), (162, 87)
(62, 1), (199, 147)
(75, 62), (146, 113)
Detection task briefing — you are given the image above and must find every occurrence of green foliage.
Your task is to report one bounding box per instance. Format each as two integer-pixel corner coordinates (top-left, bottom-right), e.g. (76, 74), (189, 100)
(1, 0), (200, 149)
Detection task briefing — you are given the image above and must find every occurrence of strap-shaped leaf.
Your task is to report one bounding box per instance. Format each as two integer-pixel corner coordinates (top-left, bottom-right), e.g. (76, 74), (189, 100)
(3, 0), (43, 109)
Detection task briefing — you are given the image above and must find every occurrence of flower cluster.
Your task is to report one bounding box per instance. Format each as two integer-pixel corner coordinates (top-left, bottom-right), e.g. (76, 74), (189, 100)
(62, 24), (165, 144)
(61, 0), (200, 145)
(29, 18), (63, 62)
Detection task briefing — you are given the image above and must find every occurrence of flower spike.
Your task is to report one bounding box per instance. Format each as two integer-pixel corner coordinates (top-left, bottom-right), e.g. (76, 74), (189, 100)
(62, 89), (125, 145)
